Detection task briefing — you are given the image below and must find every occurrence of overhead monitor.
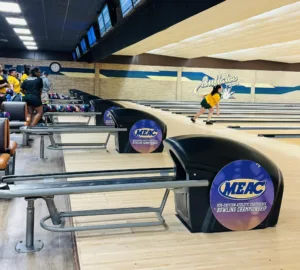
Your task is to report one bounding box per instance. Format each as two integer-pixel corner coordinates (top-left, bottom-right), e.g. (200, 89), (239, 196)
(98, 4), (112, 37)
(133, 0), (142, 4)
(120, 0), (133, 16)
(72, 51), (76, 61)
(87, 26), (97, 47)
(120, 0), (142, 17)
(75, 46), (80, 58)
(102, 4), (112, 31)
(80, 38), (87, 53)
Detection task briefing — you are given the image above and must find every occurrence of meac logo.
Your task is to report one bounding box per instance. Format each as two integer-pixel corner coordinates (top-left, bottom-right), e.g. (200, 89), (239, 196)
(218, 179), (266, 200)
(107, 111), (112, 119)
(134, 128), (158, 138)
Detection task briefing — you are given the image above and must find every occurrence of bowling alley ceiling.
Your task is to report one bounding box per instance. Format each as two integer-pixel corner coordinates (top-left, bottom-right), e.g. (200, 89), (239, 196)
(0, 0), (106, 52)
(115, 0), (300, 64)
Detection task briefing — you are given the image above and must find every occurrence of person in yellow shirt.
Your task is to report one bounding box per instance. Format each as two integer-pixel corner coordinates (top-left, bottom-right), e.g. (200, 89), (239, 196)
(7, 68), (21, 95)
(21, 65), (31, 84)
(0, 65), (8, 94)
(191, 84), (222, 125)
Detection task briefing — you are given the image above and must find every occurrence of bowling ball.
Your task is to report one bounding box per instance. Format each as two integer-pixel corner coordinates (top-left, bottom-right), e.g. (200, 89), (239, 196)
(75, 105), (80, 112)
(55, 105), (64, 112)
(79, 105), (85, 112)
(6, 89), (14, 96)
(79, 105), (88, 112)
(1, 112), (11, 120)
(50, 105), (57, 112)
(43, 105), (48, 113)
(66, 105), (75, 112)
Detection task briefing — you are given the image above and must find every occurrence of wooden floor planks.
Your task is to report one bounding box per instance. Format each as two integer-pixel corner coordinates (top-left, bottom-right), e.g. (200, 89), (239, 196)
(59, 102), (300, 270)
(0, 134), (77, 270)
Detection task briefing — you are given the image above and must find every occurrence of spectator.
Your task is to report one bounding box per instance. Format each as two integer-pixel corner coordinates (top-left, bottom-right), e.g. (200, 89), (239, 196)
(21, 67), (44, 127)
(0, 65), (8, 94)
(7, 68), (21, 95)
(2, 68), (8, 81)
(21, 65), (31, 84)
(41, 71), (51, 103)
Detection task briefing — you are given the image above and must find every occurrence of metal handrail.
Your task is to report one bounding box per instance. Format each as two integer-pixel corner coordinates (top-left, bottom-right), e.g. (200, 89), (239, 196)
(0, 180), (208, 199)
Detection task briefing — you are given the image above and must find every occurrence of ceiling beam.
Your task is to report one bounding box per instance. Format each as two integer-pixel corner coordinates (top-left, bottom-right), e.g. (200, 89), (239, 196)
(115, 0), (299, 57)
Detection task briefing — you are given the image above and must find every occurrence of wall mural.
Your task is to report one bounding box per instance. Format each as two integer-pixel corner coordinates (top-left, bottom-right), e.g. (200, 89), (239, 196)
(99, 68), (300, 98)
(190, 73), (239, 99)
(3, 63), (298, 98)
(182, 71), (300, 96)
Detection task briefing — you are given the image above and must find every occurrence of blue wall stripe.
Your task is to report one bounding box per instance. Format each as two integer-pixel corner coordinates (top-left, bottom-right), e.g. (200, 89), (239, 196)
(100, 70), (177, 78)
(61, 67), (95, 73)
(182, 72), (213, 81)
(255, 86), (300, 95)
(231, 85), (251, 94)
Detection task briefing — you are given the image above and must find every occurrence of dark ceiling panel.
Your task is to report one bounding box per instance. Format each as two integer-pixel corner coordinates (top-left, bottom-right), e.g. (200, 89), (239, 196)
(0, 0), (224, 60)
(0, 0), (105, 52)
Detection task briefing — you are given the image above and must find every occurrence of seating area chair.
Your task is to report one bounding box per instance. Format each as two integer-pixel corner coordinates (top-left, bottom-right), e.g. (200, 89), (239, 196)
(1, 102), (30, 145)
(0, 118), (17, 175)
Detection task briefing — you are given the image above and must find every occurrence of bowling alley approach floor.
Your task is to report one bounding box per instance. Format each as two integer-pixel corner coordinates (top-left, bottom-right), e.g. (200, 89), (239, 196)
(58, 102), (300, 270)
(0, 134), (77, 270)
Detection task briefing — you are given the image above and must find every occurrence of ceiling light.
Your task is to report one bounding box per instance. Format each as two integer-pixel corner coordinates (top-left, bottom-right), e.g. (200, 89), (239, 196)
(23, 41), (36, 46)
(19, 36), (34, 41)
(14, 28), (31, 34)
(26, 46), (38, 50)
(0, 2), (21, 13)
(6, 17), (27, 25)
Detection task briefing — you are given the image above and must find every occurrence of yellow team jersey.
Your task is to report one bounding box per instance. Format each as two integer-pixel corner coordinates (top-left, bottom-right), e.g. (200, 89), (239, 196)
(7, 75), (21, 94)
(0, 75), (6, 94)
(205, 93), (221, 107)
(21, 73), (28, 83)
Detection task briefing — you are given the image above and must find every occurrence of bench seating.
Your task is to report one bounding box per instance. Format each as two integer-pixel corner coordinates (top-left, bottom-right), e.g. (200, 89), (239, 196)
(0, 118), (17, 175)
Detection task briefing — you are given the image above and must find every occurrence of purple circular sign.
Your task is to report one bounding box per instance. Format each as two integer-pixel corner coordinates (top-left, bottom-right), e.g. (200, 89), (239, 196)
(129, 119), (163, 153)
(104, 106), (120, 126)
(210, 160), (274, 231)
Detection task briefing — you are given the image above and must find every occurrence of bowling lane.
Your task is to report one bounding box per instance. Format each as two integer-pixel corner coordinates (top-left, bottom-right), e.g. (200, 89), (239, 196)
(63, 100), (300, 270)
(225, 122), (300, 127)
(215, 122), (300, 146)
(277, 138), (300, 146)
(137, 100), (300, 146)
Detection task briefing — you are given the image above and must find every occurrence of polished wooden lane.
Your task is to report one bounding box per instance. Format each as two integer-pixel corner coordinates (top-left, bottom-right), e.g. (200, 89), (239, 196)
(213, 122), (300, 146)
(60, 103), (300, 270)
